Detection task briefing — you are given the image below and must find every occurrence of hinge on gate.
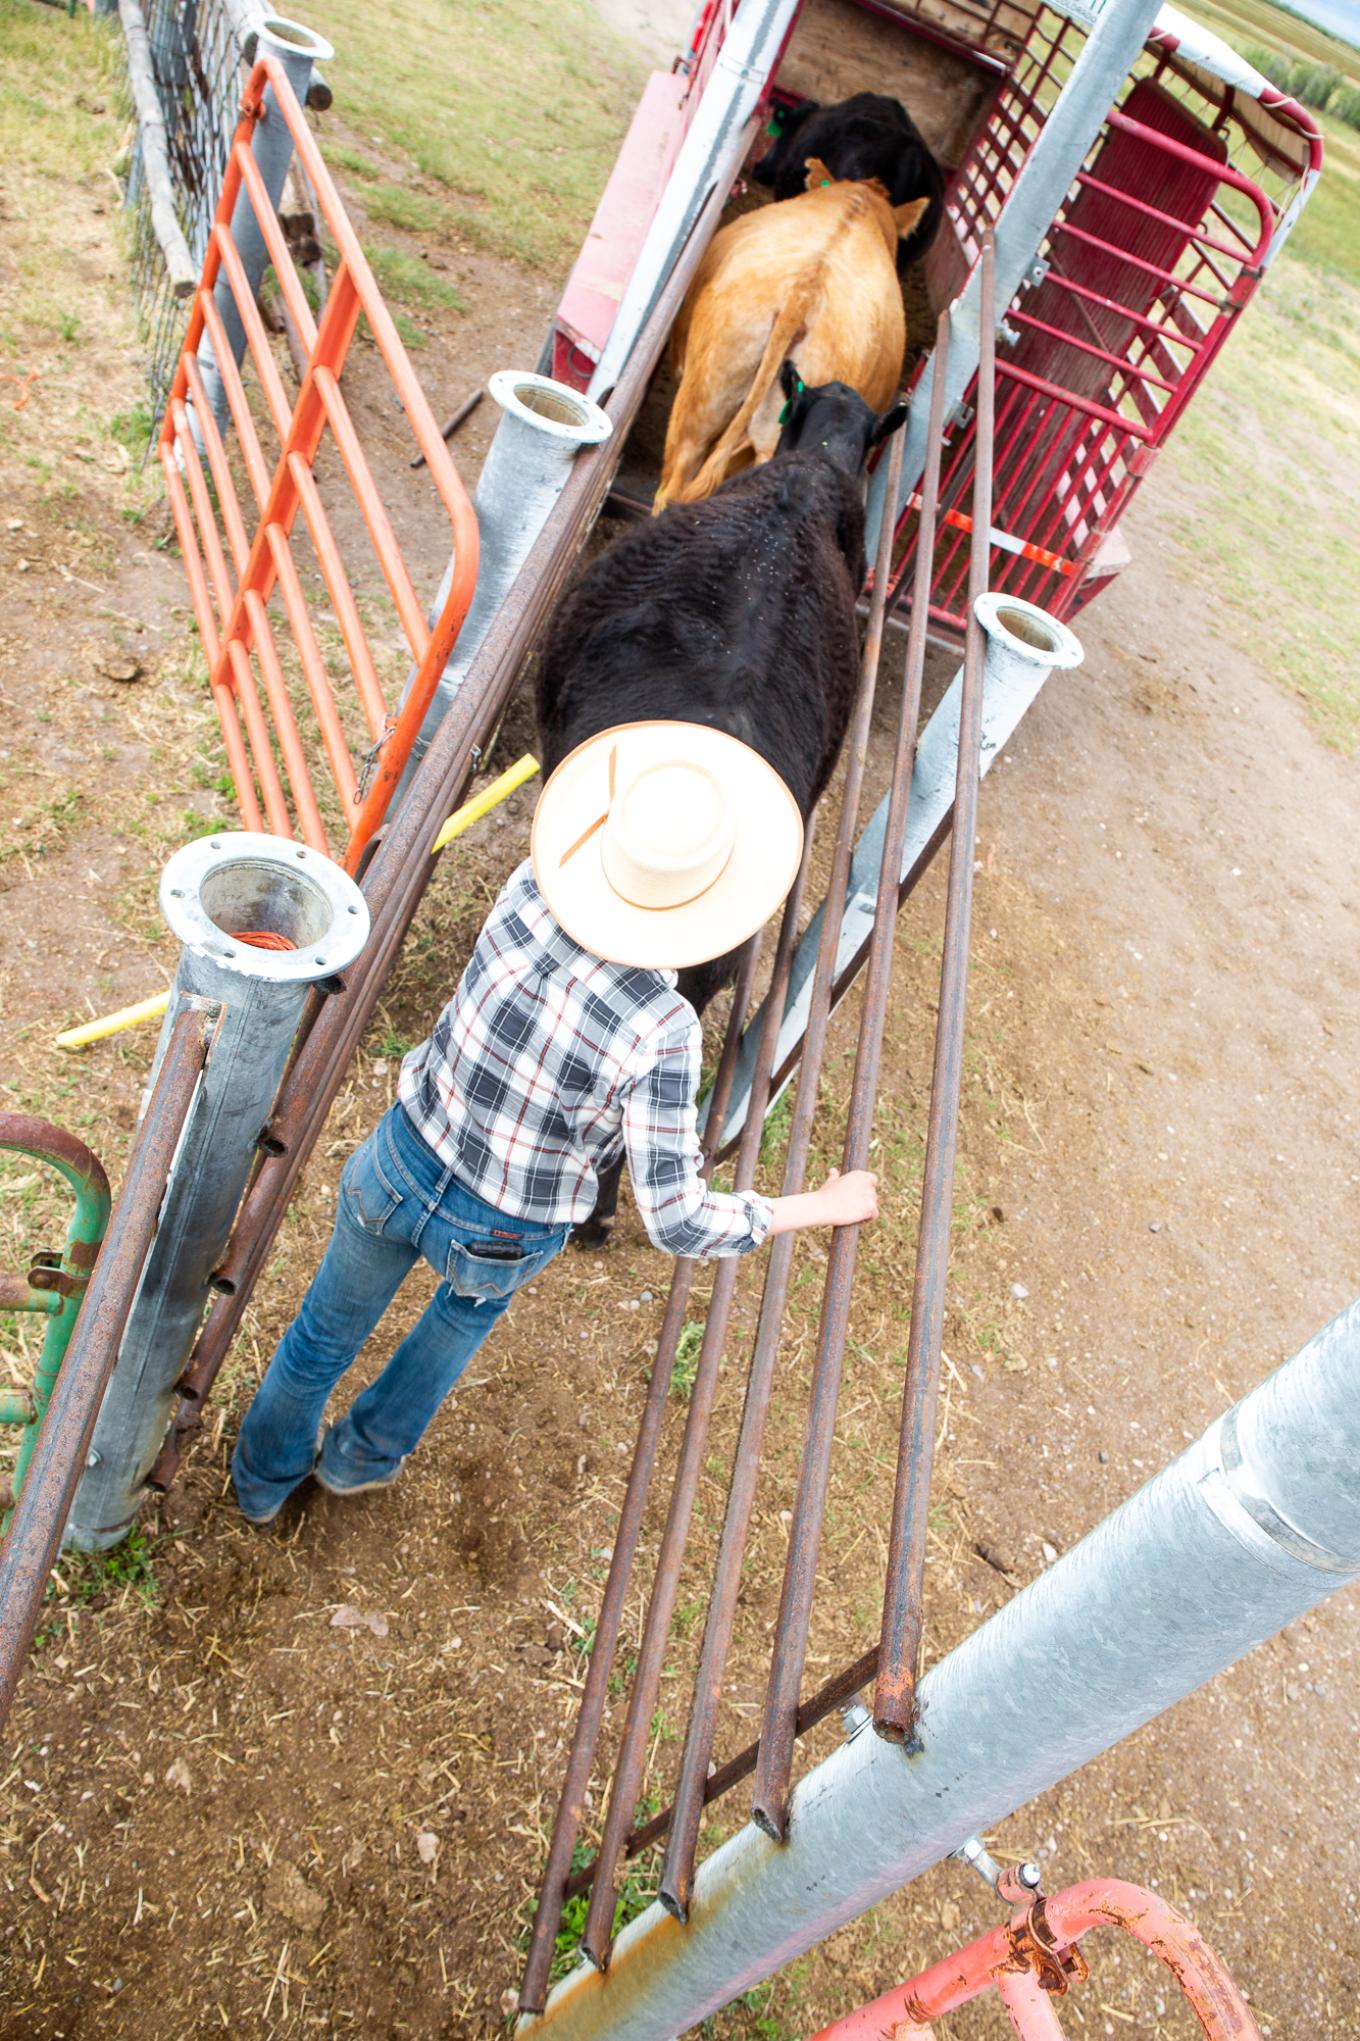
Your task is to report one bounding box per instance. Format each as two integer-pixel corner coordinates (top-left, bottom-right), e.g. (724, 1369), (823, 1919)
(26, 1252), (79, 1299)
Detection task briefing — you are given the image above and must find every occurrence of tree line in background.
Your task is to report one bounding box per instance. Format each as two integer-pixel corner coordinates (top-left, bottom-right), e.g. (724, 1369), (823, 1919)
(1246, 46), (1360, 130)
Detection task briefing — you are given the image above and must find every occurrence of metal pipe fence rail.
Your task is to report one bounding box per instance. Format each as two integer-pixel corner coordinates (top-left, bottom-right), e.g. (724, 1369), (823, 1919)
(517, 244), (1030, 2014)
(0, 1007), (214, 1734)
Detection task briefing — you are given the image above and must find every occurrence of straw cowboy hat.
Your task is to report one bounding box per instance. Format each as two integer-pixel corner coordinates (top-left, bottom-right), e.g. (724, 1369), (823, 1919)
(531, 720), (804, 969)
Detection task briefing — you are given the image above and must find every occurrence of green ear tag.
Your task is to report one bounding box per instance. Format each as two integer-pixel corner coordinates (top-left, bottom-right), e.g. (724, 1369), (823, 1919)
(778, 401), (790, 424)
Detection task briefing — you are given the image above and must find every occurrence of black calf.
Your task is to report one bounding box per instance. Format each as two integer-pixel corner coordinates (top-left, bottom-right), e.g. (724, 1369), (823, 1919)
(535, 374), (906, 1245)
(753, 91), (944, 269)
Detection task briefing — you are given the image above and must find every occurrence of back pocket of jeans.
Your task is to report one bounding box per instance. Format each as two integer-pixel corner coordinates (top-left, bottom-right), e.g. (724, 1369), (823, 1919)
(444, 1232), (558, 1304)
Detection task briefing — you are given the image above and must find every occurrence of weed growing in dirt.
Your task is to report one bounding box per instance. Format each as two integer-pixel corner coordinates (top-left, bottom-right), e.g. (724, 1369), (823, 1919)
(108, 402), (153, 463)
(514, 1839), (659, 1996)
(51, 1526), (163, 1612)
(759, 1088), (794, 1167)
(671, 1320), (705, 1397)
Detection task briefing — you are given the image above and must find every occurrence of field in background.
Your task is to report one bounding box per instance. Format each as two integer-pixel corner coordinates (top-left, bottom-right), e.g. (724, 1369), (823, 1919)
(304, 0), (644, 274)
(1157, 0), (1360, 746)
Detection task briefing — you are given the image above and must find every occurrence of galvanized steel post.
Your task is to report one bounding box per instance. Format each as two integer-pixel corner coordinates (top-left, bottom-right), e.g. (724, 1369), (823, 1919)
(67, 834), (368, 1550)
(395, 372), (612, 801)
(521, 1295), (1360, 2041)
(193, 11), (333, 434)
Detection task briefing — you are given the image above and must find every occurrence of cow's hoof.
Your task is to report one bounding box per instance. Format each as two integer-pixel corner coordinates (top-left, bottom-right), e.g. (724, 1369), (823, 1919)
(571, 1214), (614, 1250)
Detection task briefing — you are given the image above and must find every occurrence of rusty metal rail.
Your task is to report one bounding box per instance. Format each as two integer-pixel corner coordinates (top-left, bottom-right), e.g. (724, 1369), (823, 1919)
(146, 162), (746, 1498)
(747, 309), (956, 1841)
(0, 1007), (212, 1734)
(522, 921), (769, 2008)
(521, 378), (914, 2010)
(876, 240), (998, 1745)
(520, 243), (1013, 2007)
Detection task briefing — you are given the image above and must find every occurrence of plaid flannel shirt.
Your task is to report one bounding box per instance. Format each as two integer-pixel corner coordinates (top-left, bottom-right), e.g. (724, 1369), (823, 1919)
(398, 860), (773, 1260)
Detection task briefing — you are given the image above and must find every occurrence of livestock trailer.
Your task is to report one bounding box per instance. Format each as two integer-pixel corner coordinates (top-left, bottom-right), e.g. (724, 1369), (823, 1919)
(547, 0), (1321, 642)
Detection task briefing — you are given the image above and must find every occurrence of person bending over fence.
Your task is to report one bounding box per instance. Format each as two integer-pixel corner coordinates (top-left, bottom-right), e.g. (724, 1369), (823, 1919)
(231, 723), (879, 1525)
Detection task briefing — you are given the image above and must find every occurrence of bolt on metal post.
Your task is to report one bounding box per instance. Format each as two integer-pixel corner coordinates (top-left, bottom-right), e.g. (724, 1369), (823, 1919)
(67, 834), (369, 1550)
(193, 12), (334, 436)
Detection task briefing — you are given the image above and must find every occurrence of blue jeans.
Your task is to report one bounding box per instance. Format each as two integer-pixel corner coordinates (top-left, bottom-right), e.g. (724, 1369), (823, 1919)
(231, 1103), (570, 1520)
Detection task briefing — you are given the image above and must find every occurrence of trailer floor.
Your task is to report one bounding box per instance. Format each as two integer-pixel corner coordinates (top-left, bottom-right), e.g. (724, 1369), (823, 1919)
(2, 13), (1359, 2041)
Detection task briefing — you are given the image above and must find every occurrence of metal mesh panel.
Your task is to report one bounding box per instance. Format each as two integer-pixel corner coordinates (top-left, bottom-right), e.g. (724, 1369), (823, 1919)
(123, 0), (253, 426)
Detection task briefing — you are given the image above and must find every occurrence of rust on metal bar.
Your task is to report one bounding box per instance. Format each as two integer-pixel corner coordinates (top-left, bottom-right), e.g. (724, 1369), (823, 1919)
(564, 1645), (880, 1903)
(0, 1009), (211, 1735)
(660, 421), (910, 1916)
(746, 308), (954, 1833)
(876, 241), (997, 1745)
(523, 921), (759, 2002)
(579, 873), (807, 1970)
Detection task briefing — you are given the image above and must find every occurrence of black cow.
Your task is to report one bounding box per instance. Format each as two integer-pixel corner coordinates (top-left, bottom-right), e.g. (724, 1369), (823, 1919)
(752, 91), (944, 270)
(536, 368), (907, 1245)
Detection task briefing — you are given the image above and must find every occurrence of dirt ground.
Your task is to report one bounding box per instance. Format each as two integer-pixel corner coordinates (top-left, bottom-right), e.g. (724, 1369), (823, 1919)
(2, 9), (1359, 2041)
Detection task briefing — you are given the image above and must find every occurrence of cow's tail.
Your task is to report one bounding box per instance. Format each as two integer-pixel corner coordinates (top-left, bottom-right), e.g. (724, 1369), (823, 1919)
(679, 289), (812, 506)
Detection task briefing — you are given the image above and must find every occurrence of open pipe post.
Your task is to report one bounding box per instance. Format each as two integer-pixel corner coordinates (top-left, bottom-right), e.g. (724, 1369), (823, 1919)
(68, 836), (369, 1550)
(193, 12), (333, 435)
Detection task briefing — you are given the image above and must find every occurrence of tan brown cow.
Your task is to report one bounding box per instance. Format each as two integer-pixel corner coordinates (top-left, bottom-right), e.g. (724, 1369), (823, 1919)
(655, 163), (928, 511)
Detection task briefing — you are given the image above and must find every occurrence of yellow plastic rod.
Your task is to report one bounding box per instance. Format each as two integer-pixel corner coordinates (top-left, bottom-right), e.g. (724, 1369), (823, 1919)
(56, 991), (172, 1052)
(431, 752), (539, 853)
(56, 756), (542, 1049)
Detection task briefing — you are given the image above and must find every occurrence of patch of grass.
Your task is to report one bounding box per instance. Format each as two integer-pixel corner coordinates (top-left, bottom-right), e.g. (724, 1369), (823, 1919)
(515, 1839), (658, 1996)
(329, 141), (380, 183)
(759, 1088), (794, 1166)
(1164, 252), (1360, 747)
(364, 181), (445, 235)
(362, 242), (467, 313)
(50, 1526), (163, 1611)
(671, 1319), (705, 1397)
(306, 0), (645, 269)
(110, 400), (155, 462)
(0, 5), (122, 182)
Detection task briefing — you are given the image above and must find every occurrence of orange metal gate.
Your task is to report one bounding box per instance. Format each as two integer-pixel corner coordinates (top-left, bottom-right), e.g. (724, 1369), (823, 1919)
(158, 53), (479, 874)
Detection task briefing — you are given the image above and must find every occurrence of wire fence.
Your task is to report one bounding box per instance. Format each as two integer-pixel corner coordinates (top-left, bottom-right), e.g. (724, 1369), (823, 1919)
(122, 0), (301, 426)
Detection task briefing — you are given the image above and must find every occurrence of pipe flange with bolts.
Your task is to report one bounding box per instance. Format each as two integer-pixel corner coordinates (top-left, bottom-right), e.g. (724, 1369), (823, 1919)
(160, 833), (369, 984)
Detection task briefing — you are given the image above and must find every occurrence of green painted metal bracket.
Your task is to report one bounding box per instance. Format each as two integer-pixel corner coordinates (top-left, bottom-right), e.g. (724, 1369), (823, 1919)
(0, 1116), (111, 1513)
